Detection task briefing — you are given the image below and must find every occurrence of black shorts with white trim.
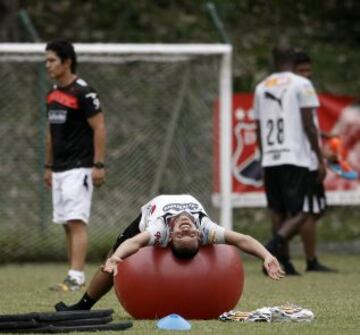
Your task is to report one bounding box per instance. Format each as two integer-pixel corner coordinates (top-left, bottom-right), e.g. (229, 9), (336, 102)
(264, 164), (309, 216)
(303, 170), (327, 216)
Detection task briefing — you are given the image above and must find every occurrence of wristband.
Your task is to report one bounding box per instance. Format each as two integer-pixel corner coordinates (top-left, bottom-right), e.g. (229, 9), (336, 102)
(94, 162), (105, 169)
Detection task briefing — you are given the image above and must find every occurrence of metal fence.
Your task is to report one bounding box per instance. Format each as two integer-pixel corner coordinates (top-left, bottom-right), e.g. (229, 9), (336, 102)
(0, 51), (222, 262)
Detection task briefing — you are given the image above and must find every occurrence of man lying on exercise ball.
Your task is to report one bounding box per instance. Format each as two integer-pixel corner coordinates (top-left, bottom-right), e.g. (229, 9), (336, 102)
(55, 194), (284, 311)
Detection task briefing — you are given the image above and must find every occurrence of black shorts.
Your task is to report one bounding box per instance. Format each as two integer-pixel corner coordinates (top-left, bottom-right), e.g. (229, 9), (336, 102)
(303, 170), (327, 215)
(111, 214), (142, 251)
(264, 165), (309, 216)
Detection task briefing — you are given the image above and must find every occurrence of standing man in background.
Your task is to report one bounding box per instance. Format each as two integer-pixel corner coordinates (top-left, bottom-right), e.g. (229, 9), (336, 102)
(44, 40), (106, 291)
(253, 45), (326, 274)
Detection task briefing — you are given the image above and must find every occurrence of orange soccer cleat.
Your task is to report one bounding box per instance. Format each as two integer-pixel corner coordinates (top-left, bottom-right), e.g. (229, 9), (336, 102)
(326, 136), (358, 180)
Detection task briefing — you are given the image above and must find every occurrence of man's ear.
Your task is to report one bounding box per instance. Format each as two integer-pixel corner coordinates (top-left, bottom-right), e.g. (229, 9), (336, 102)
(168, 231), (173, 242)
(64, 58), (72, 70)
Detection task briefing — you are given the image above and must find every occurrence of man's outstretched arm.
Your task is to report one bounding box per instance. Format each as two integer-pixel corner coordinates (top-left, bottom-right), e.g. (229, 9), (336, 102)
(103, 231), (151, 275)
(224, 230), (285, 280)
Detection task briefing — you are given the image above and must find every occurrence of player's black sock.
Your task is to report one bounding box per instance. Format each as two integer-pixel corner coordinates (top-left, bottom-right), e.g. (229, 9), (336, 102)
(55, 293), (97, 311)
(265, 234), (285, 255)
(76, 292), (97, 310)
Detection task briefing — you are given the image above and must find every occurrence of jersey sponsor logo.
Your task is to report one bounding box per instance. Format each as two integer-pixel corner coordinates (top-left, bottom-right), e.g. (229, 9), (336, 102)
(153, 231), (161, 246)
(264, 89), (287, 109)
(209, 229), (217, 244)
(264, 76), (291, 88)
(302, 86), (316, 97)
(265, 148), (290, 161)
(85, 92), (101, 110)
(48, 109), (67, 124)
(47, 90), (79, 109)
(201, 226), (217, 244)
(162, 202), (199, 212)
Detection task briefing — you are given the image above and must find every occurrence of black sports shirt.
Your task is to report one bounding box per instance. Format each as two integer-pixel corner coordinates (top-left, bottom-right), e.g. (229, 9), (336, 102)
(46, 78), (102, 172)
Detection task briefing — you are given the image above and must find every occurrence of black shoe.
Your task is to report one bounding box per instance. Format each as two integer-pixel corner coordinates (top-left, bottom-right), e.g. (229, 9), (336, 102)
(306, 258), (338, 272)
(55, 301), (86, 311)
(55, 301), (70, 311)
(265, 241), (281, 260)
(280, 258), (301, 276)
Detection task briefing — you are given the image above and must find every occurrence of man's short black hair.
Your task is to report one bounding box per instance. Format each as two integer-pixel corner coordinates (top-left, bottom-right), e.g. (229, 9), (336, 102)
(46, 40), (77, 73)
(294, 51), (312, 66)
(170, 243), (199, 259)
(272, 45), (295, 70)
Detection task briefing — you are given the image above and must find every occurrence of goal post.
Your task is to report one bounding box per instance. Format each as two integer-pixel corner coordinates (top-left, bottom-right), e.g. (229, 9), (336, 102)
(0, 43), (233, 260)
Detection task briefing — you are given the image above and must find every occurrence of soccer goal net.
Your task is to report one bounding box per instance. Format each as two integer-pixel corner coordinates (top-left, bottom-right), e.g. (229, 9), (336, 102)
(0, 43), (232, 261)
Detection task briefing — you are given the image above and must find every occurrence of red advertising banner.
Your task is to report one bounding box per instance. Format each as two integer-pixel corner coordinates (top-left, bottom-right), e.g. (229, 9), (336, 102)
(213, 93), (360, 207)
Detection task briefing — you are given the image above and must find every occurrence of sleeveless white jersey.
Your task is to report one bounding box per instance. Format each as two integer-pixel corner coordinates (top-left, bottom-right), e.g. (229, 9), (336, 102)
(253, 71), (320, 168)
(138, 194), (225, 247)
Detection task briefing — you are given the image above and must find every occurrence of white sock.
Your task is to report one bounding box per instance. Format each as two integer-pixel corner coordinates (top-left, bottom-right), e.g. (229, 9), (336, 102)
(68, 269), (85, 285)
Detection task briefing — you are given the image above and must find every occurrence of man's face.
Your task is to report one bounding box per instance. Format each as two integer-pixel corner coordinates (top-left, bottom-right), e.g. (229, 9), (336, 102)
(45, 50), (69, 80)
(170, 214), (200, 248)
(294, 62), (312, 79)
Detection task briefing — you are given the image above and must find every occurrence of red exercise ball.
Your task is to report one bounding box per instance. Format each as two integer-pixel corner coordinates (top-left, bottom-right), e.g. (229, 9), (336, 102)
(114, 245), (244, 319)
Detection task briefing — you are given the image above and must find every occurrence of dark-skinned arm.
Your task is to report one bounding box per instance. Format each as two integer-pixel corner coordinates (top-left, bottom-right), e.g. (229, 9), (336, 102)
(301, 107), (326, 181)
(255, 120), (262, 156)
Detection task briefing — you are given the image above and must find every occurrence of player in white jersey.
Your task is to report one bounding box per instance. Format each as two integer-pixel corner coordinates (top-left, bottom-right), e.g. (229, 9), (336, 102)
(137, 194), (225, 250)
(55, 194), (284, 311)
(254, 68), (319, 168)
(253, 46), (326, 272)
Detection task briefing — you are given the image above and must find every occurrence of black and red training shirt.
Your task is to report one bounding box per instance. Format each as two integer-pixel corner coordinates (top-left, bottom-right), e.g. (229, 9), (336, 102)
(46, 78), (102, 172)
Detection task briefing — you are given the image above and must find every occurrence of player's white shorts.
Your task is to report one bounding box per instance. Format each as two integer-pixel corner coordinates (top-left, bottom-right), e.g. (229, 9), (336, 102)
(52, 168), (93, 224)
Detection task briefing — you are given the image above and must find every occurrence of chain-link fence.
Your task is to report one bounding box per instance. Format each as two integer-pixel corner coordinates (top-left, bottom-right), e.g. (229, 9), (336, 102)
(0, 50), (224, 262)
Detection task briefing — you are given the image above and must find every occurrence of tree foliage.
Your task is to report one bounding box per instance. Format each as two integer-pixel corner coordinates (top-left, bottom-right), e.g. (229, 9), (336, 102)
(1, 0), (359, 93)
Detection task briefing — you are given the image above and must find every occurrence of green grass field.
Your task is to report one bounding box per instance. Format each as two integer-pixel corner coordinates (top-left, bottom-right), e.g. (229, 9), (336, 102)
(0, 254), (359, 334)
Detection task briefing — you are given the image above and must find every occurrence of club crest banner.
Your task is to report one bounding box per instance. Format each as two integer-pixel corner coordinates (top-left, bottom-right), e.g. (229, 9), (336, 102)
(213, 93), (360, 207)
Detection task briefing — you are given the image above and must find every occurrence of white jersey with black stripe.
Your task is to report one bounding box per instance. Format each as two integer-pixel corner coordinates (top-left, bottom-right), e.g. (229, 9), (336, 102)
(138, 194), (225, 247)
(253, 71), (320, 168)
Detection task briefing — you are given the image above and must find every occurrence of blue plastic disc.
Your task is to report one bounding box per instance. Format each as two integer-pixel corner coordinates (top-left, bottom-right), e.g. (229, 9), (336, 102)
(157, 314), (191, 331)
